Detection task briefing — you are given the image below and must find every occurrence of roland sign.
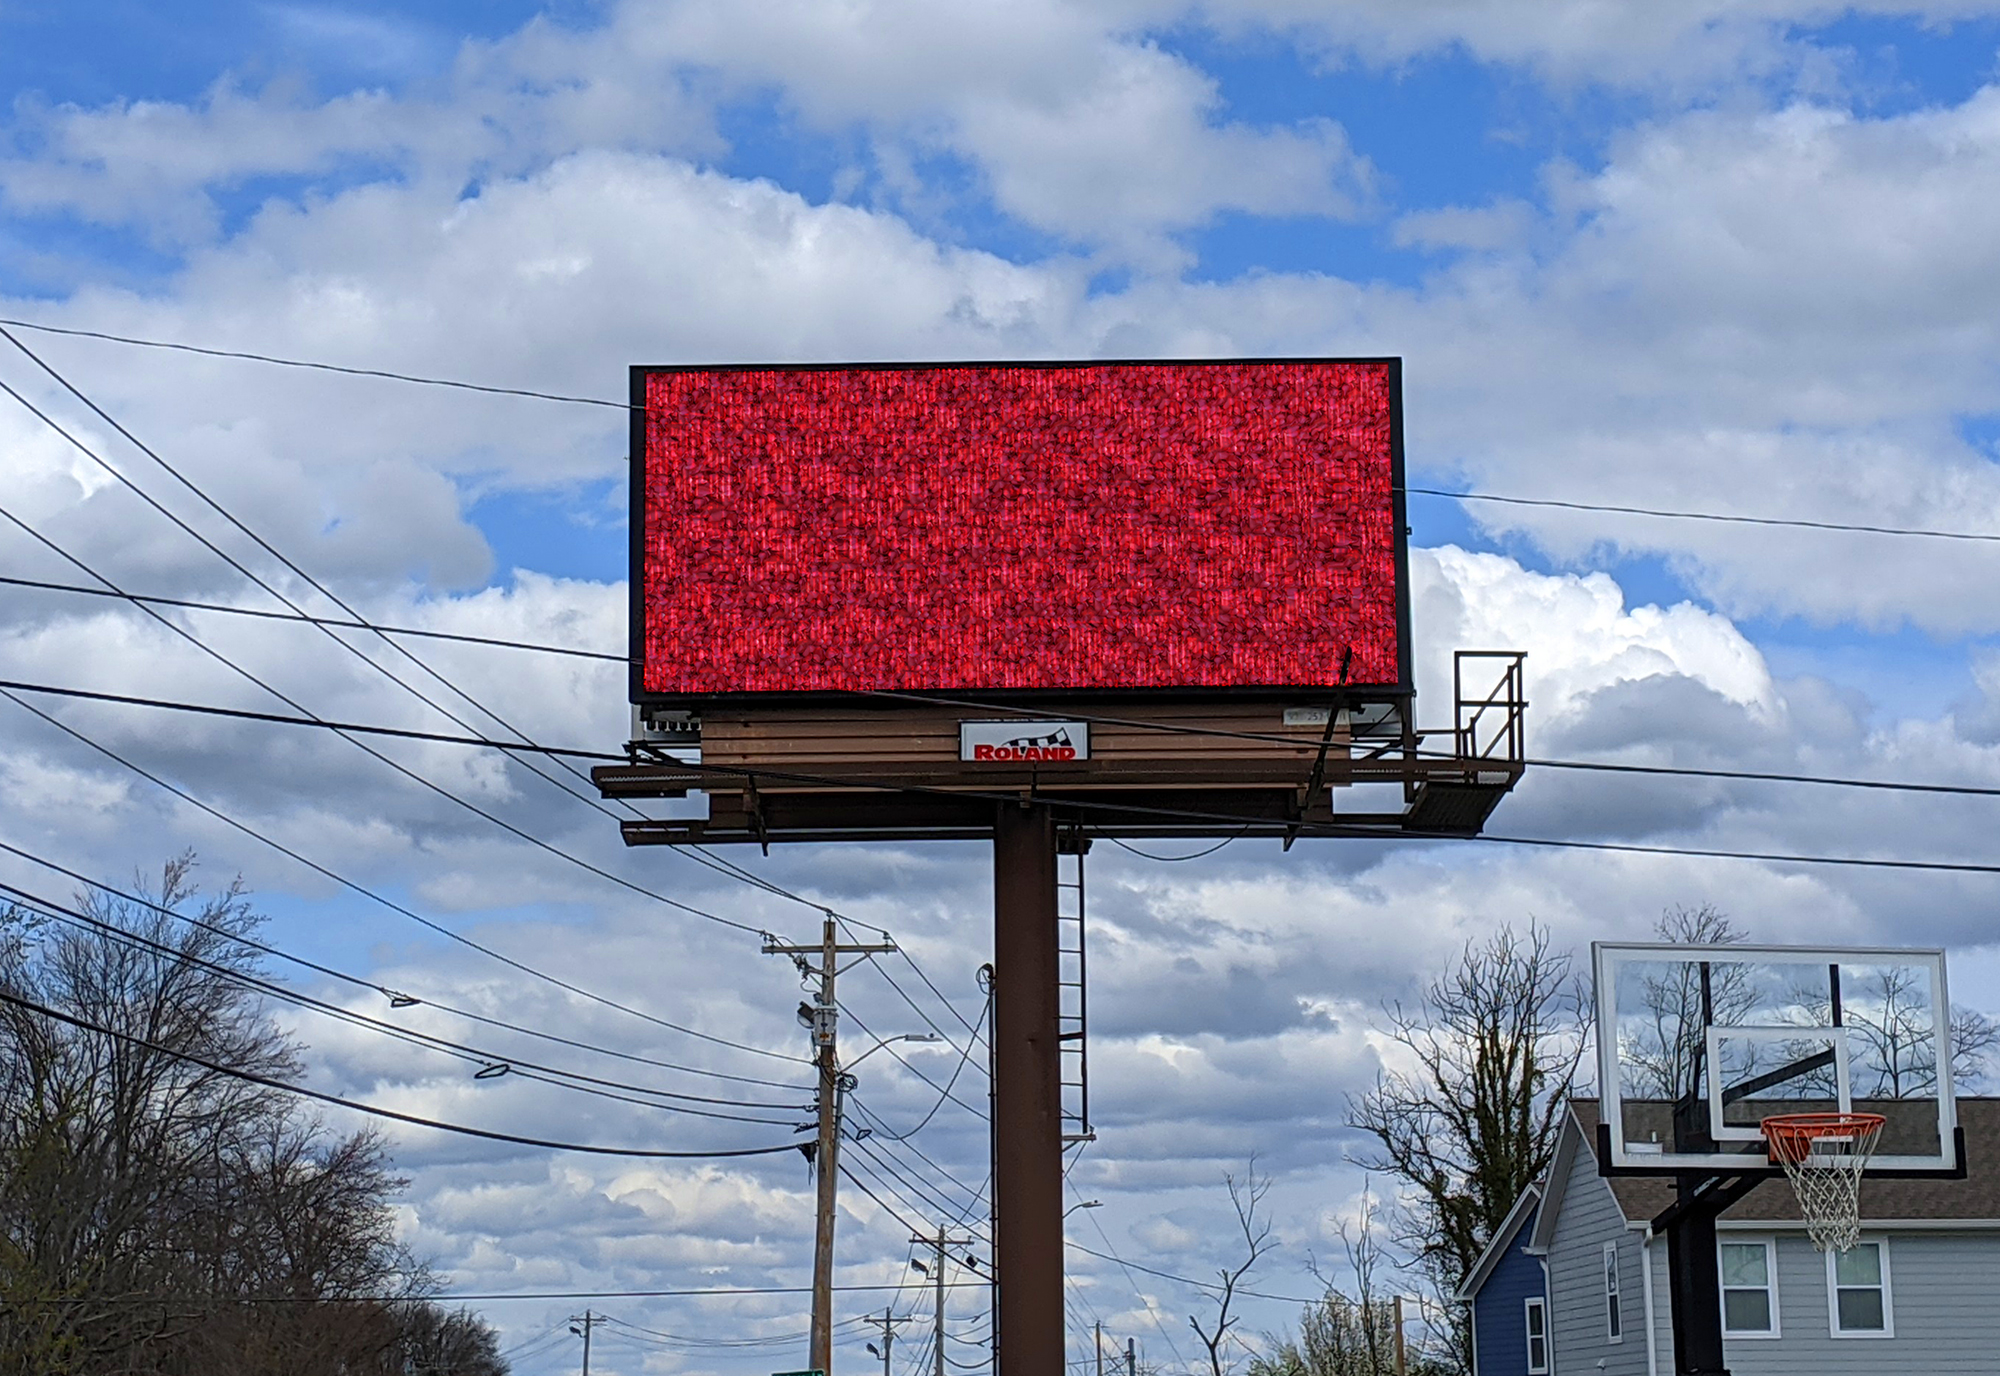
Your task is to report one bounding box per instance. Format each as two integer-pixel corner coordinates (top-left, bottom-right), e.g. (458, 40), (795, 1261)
(958, 720), (1090, 763)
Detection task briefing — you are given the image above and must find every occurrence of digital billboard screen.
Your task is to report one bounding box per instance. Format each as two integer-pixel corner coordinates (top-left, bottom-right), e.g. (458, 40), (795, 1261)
(632, 359), (1407, 702)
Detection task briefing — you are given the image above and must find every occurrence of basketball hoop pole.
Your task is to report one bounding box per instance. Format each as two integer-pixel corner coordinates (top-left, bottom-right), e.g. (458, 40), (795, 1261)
(1658, 1173), (1756, 1376)
(1655, 1081), (1756, 1376)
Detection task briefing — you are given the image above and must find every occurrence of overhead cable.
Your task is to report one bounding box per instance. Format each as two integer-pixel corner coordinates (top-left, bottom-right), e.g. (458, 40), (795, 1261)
(0, 825), (800, 1091)
(0, 497), (789, 958)
(0, 986), (801, 1159)
(34, 563), (2000, 807)
(0, 677), (621, 758)
(7, 314), (1997, 545)
(0, 878), (807, 1118)
(0, 572), (621, 660)
(0, 315), (628, 409)
(861, 990), (992, 1141)
(0, 685), (806, 1067)
(23, 666), (2000, 879)
(0, 341), (671, 871)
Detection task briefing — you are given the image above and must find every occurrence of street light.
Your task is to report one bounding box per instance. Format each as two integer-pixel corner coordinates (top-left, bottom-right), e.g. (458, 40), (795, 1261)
(846, 1032), (943, 1071)
(1065, 1199), (1103, 1218)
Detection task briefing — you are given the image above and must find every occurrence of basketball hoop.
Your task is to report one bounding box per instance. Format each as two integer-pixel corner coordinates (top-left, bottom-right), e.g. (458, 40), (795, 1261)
(1761, 1112), (1885, 1253)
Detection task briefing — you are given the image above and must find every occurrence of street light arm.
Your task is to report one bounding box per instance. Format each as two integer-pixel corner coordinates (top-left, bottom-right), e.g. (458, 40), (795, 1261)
(844, 1031), (943, 1070)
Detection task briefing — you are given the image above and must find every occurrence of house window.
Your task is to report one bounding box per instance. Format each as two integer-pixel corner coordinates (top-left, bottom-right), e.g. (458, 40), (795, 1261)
(1827, 1240), (1893, 1337)
(1719, 1239), (1779, 1336)
(1603, 1241), (1623, 1341)
(1524, 1295), (1549, 1374)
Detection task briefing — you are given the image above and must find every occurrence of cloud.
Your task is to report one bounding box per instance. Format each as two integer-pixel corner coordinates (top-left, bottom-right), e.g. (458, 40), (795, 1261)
(9, 8), (2000, 1365)
(1206, 0), (2000, 88)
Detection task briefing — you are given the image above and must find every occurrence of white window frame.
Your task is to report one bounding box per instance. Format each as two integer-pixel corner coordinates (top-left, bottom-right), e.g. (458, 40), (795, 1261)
(1523, 1295), (1549, 1374)
(1603, 1241), (1624, 1343)
(1825, 1237), (1894, 1339)
(1717, 1237), (1781, 1339)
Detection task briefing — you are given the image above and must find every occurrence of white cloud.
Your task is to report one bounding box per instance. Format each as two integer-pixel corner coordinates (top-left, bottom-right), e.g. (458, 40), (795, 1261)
(10, 9), (2000, 1365)
(1206, 0), (2000, 87)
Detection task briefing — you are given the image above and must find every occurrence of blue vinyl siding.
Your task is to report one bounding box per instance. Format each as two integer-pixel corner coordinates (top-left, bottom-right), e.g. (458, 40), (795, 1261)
(1474, 1216), (1548, 1376)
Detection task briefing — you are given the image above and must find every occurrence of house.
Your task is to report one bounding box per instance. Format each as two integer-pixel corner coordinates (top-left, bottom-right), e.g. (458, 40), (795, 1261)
(1456, 1181), (1549, 1376)
(1462, 1097), (2000, 1376)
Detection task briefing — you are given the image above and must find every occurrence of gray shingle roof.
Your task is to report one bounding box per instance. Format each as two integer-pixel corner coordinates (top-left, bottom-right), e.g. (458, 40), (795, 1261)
(1569, 1097), (2000, 1224)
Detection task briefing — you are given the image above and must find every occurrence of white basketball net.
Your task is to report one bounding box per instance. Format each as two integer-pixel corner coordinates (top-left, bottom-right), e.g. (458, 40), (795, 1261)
(1764, 1115), (1883, 1253)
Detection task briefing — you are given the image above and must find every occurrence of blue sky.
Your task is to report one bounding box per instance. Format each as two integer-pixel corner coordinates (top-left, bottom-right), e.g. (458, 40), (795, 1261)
(7, 3), (2000, 1372)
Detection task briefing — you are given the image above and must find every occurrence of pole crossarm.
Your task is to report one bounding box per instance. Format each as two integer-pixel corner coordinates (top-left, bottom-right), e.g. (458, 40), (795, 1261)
(913, 1223), (980, 1376)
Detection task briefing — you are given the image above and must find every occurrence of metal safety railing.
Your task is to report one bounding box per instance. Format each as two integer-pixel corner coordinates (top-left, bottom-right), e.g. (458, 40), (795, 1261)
(1454, 650), (1527, 767)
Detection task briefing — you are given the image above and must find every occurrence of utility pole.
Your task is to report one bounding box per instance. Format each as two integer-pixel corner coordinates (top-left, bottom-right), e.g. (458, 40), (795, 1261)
(765, 914), (896, 1374)
(861, 1308), (908, 1376)
(1393, 1295), (1407, 1376)
(568, 1310), (599, 1376)
(1095, 1321), (1104, 1376)
(1126, 1337), (1137, 1376)
(912, 1220), (977, 1376)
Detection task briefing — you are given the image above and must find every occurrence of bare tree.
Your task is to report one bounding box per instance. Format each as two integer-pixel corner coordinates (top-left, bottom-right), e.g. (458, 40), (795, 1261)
(1617, 905), (1754, 1104)
(1250, 1194), (1448, 1376)
(1786, 963), (1999, 1098)
(1190, 1159), (1279, 1376)
(0, 856), (507, 1375)
(1346, 922), (1586, 1372)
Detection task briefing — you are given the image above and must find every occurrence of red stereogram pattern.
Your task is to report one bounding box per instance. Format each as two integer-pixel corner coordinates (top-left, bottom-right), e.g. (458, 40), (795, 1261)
(639, 361), (1399, 695)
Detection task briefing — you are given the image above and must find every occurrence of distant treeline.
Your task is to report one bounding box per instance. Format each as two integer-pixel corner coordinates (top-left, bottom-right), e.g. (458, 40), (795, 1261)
(0, 857), (506, 1376)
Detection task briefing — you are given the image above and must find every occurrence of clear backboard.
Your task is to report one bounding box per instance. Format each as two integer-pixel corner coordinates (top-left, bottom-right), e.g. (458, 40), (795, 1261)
(1593, 943), (1961, 1175)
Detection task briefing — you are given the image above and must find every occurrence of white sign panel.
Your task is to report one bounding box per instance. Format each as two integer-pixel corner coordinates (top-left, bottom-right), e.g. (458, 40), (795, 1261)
(959, 720), (1089, 763)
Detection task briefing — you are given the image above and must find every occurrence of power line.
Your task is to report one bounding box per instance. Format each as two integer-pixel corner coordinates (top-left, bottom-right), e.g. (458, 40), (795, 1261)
(29, 658), (2000, 877)
(0, 677), (621, 758)
(1, 342), (994, 1096)
(613, 748), (2000, 879)
(0, 877), (808, 1118)
(0, 825), (801, 1093)
(51, 668), (2000, 812)
(1064, 1240), (1313, 1306)
(845, 1100), (990, 1219)
(846, 1137), (989, 1237)
(0, 500), (795, 959)
(43, 1281), (992, 1305)
(1, 339), (974, 1051)
(1070, 1194), (1190, 1368)
(0, 986), (801, 1159)
(0, 315), (629, 409)
(0, 685), (808, 1067)
(12, 314), (2000, 545)
(839, 1159), (929, 1237)
(843, 1001), (989, 1121)
(34, 590), (2000, 812)
(1404, 485), (2000, 543)
(0, 336), (667, 861)
(0, 572), (622, 660)
(861, 991), (992, 1141)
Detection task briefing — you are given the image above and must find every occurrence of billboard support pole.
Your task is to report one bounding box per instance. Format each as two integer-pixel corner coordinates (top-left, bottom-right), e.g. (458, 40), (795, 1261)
(993, 802), (1065, 1373)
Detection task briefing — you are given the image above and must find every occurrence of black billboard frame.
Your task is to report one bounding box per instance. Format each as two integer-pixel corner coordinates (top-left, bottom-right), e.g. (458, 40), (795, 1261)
(626, 355), (1414, 712)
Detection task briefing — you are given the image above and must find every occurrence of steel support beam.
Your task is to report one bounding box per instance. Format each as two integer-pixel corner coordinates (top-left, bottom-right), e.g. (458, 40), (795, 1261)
(993, 803), (1064, 1374)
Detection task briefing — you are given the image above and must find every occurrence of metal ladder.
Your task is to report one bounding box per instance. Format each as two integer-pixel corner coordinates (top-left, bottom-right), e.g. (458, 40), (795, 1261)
(1056, 839), (1094, 1150)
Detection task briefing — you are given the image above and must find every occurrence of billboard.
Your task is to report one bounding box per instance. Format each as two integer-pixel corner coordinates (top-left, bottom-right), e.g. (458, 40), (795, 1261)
(631, 359), (1408, 704)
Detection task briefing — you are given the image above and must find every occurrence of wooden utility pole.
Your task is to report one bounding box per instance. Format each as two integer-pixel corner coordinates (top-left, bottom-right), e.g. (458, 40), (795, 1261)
(1393, 1295), (1407, 1376)
(1095, 1320), (1105, 1376)
(861, 1308), (908, 1376)
(1126, 1337), (1137, 1376)
(765, 915), (895, 1373)
(568, 1310), (599, 1376)
(913, 1220), (977, 1376)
